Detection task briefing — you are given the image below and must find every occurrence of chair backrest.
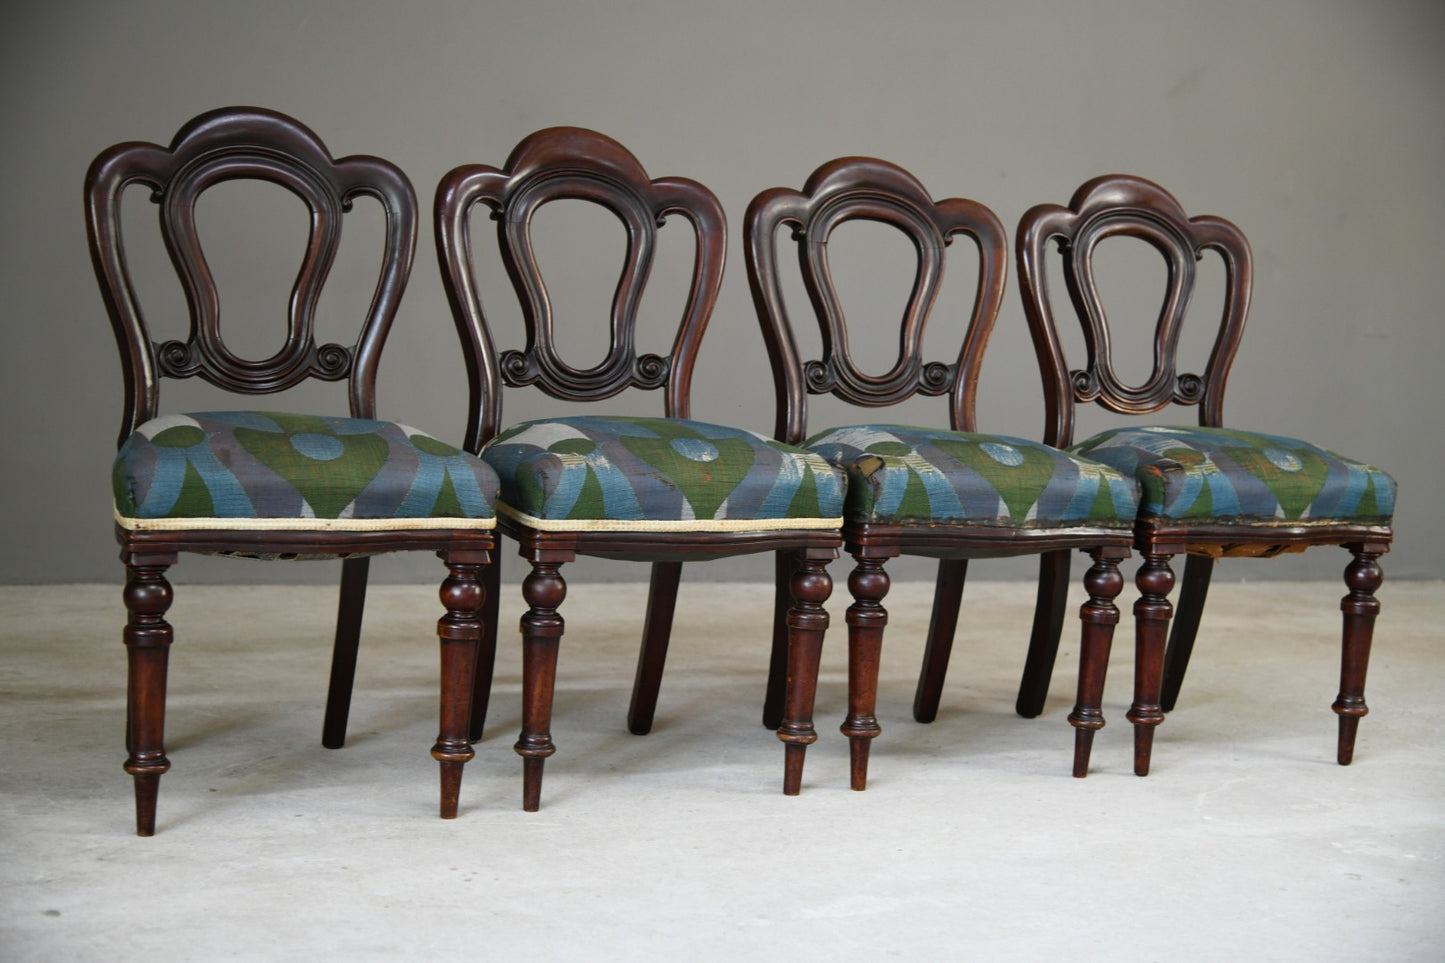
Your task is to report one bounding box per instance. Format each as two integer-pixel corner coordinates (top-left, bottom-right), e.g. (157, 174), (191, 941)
(435, 127), (727, 452)
(1016, 174), (1254, 449)
(745, 157), (1007, 445)
(85, 106), (418, 448)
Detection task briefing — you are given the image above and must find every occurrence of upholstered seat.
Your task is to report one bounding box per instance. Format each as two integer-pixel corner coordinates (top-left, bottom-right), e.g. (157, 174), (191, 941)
(1071, 425), (1395, 526)
(87, 107), (496, 835)
(745, 157), (1139, 791)
(436, 127), (845, 811)
(483, 415), (843, 530)
(808, 424), (1136, 530)
(114, 411), (498, 528)
(1013, 174), (1396, 778)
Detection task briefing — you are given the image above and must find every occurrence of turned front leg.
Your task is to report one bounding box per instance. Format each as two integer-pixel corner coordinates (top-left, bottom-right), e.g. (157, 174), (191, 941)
(515, 561), (565, 811)
(1068, 548), (1126, 777)
(1127, 552), (1175, 776)
(1335, 543), (1385, 765)
(122, 555), (176, 837)
(778, 553), (832, 795)
(433, 555), (485, 819)
(841, 555), (888, 791)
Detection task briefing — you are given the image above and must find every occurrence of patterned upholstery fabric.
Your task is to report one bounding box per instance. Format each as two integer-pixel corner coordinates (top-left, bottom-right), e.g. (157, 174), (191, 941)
(113, 411), (498, 530)
(806, 424), (1138, 530)
(1072, 425), (1396, 525)
(480, 415), (845, 531)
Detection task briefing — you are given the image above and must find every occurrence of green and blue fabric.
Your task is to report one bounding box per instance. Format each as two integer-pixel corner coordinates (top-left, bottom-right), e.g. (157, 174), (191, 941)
(480, 415), (845, 531)
(1071, 425), (1395, 525)
(113, 411), (498, 530)
(806, 424), (1138, 530)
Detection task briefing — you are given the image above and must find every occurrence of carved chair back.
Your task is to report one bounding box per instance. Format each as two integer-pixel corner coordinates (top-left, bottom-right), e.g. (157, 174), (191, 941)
(1015, 174), (1254, 448)
(435, 127), (727, 452)
(85, 106), (418, 449)
(745, 158), (1008, 446)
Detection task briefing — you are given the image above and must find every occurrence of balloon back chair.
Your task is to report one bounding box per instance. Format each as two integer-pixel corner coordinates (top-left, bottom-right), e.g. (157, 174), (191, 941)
(86, 107), (498, 834)
(746, 157), (1142, 790)
(1013, 174), (1396, 776)
(435, 127), (846, 810)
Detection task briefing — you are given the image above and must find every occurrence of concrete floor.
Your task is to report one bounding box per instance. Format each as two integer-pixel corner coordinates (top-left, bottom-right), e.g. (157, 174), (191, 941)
(1, 576), (1441, 960)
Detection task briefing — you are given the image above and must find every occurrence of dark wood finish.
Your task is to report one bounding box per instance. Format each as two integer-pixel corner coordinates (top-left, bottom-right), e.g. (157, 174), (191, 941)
(1069, 547), (1128, 776)
(912, 558), (967, 724)
(1159, 554), (1214, 712)
(322, 556), (370, 749)
(1335, 541), (1386, 765)
(436, 128), (839, 808)
(467, 551), (503, 742)
(1016, 175), (1393, 774)
(88, 108), (493, 833)
(627, 561), (683, 735)
(1014, 550), (1071, 718)
(779, 550), (835, 795)
(433, 554), (487, 817)
(748, 158), (1135, 789)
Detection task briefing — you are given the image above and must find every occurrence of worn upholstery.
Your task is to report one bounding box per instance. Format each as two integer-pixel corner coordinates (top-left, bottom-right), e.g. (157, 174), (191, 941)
(807, 424), (1138, 530)
(1072, 425), (1396, 525)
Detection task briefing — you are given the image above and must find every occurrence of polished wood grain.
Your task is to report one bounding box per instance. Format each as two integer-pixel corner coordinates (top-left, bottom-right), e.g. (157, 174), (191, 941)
(88, 107), (493, 833)
(436, 128), (839, 809)
(747, 157), (1135, 788)
(1015, 174), (1393, 775)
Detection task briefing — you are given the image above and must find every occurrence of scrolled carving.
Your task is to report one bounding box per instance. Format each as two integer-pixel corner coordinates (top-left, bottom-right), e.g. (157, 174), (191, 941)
(87, 107), (418, 435)
(633, 353), (670, 389)
(1071, 368), (1102, 402)
(918, 361), (954, 396)
(313, 343), (352, 380)
(156, 339), (199, 378)
(1174, 372), (1204, 404)
(499, 349), (540, 386)
(804, 359), (836, 393)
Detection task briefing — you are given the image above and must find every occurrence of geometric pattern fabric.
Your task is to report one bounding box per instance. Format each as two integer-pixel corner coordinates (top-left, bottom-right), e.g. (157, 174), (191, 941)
(113, 411), (498, 530)
(480, 415), (846, 531)
(805, 424), (1139, 530)
(1071, 425), (1396, 525)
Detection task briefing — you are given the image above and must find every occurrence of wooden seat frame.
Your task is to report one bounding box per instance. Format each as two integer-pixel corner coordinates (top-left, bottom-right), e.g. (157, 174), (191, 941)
(747, 158), (1136, 790)
(86, 107), (493, 834)
(1012, 174), (1392, 775)
(435, 127), (841, 810)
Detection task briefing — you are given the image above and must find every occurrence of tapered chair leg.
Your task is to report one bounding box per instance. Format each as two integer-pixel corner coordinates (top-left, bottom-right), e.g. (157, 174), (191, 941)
(912, 558), (966, 723)
(1067, 548), (1126, 777)
(467, 556), (502, 742)
(433, 554), (485, 819)
(1334, 543), (1385, 765)
(322, 556), (371, 749)
(515, 560), (566, 811)
(628, 561), (684, 735)
(778, 552), (832, 795)
(843, 556), (889, 790)
(1128, 552), (1176, 776)
(762, 551), (795, 730)
(122, 553), (176, 837)
(1160, 554), (1214, 713)
(1015, 550), (1072, 718)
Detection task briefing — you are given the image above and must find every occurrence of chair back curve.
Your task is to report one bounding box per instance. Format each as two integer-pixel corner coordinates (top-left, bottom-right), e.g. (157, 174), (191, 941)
(745, 157), (1008, 445)
(84, 106), (418, 449)
(434, 127), (727, 452)
(1016, 174), (1253, 449)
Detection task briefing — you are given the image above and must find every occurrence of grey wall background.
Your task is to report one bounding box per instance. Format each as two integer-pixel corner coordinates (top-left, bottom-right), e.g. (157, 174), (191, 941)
(3, 0), (1440, 587)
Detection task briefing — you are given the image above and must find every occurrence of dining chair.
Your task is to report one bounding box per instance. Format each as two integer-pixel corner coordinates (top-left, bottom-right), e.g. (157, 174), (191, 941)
(435, 127), (846, 810)
(746, 157), (1141, 790)
(1012, 174), (1396, 775)
(87, 107), (498, 835)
